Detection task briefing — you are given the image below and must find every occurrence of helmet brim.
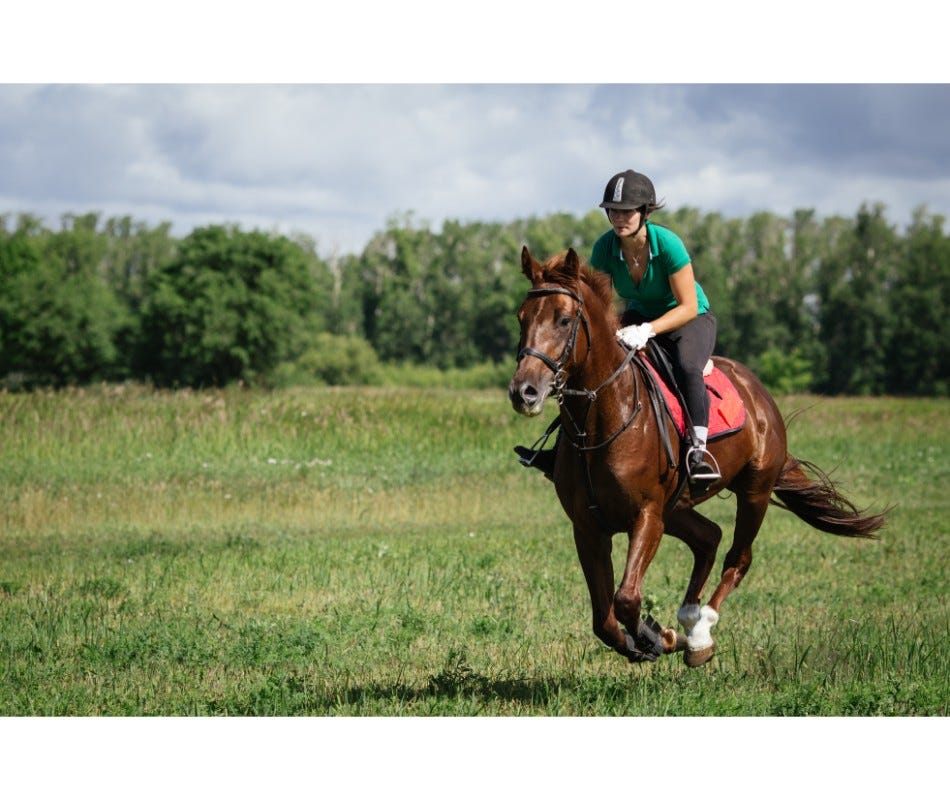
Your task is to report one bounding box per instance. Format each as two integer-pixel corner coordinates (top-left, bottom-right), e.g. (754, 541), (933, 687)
(599, 201), (642, 210)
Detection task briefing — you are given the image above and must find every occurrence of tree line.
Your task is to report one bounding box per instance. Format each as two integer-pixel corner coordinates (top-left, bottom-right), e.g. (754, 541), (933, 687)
(1, 205), (947, 395)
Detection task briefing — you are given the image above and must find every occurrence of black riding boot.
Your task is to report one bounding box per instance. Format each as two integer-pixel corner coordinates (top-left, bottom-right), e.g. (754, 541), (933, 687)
(686, 444), (721, 488)
(514, 441), (558, 481)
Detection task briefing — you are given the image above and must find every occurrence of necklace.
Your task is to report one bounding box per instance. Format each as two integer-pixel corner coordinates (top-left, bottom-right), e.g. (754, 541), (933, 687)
(622, 239), (647, 286)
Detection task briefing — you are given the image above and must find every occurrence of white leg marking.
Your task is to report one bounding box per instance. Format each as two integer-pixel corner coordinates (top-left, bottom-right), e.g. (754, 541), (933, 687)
(678, 603), (719, 650)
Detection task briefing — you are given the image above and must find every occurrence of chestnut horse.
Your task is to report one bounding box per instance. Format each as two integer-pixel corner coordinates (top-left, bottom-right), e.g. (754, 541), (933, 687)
(509, 247), (886, 666)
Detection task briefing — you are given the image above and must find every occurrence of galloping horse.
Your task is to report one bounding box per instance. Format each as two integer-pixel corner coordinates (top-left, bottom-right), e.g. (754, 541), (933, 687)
(509, 246), (886, 666)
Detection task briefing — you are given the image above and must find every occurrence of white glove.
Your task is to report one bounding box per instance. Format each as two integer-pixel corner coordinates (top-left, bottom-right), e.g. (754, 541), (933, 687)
(617, 323), (655, 351)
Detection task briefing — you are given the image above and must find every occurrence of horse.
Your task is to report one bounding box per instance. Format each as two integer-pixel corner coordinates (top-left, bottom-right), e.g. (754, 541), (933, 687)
(508, 246), (887, 666)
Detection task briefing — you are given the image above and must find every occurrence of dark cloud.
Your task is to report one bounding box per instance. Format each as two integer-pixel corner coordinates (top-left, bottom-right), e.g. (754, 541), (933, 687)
(588, 84), (950, 175)
(676, 84), (950, 177)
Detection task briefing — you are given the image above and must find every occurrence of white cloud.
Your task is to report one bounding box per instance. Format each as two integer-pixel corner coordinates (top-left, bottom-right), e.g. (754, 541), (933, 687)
(1, 84), (948, 254)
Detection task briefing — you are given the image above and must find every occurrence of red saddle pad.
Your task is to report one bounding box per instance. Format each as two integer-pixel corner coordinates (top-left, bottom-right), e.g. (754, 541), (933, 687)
(641, 358), (746, 440)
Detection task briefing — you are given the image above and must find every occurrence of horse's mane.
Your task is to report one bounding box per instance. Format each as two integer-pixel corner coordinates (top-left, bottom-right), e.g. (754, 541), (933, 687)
(540, 251), (616, 326)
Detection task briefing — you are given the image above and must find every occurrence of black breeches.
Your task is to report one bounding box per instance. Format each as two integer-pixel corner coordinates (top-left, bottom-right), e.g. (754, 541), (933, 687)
(620, 310), (718, 432)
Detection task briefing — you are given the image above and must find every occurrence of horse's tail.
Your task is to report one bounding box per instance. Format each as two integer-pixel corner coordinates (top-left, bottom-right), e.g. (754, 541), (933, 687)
(770, 455), (886, 539)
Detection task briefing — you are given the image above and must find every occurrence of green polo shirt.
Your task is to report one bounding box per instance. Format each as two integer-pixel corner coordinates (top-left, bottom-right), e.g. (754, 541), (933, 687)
(590, 221), (710, 319)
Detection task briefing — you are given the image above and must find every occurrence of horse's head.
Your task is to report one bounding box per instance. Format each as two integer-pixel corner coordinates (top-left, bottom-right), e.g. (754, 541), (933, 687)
(509, 246), (597, 417)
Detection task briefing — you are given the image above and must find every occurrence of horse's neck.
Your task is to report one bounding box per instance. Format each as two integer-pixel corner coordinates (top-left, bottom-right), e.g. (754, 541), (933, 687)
(565, 304), (637, 419)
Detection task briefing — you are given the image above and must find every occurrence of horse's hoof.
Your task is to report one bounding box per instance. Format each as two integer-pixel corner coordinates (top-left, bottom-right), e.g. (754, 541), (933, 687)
(662, 628), (689, 654)
(684, 642), (716, 667)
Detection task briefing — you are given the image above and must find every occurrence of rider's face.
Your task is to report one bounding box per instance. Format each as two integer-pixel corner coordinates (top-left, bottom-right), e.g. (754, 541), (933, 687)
(606, 207), (643, 237)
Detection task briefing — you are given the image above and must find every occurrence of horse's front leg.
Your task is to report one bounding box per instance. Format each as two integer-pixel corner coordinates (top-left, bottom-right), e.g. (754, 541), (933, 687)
(613, 503), (668, 662)
(572, 523), (627, 654)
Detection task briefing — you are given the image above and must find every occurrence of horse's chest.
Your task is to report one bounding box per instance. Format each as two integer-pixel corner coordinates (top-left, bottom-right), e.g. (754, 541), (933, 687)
(560, 464), (666, 532)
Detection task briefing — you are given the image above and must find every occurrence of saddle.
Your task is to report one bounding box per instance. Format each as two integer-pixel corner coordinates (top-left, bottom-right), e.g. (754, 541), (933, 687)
(639, 347), (745, 441)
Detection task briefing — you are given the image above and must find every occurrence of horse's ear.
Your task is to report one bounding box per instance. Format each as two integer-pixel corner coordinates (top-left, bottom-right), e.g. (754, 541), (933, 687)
(564, 248), (582, 280)
(558, 248), (584, 289)
(521, 245), (541, 282)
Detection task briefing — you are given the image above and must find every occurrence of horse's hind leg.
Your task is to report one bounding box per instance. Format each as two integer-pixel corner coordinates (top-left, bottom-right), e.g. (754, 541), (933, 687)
(675, 489), (774, 664)
(666, 508), (723, 666)
(666, 508), (723, 607)
(706, 488), (772, 612)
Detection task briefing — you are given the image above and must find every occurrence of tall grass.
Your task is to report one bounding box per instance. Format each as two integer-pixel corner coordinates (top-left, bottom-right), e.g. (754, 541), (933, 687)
(0, 386), (946, 715)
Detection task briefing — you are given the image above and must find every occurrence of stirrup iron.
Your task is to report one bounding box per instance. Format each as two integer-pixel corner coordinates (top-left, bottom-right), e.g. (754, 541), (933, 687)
(686, 445), (722, 482)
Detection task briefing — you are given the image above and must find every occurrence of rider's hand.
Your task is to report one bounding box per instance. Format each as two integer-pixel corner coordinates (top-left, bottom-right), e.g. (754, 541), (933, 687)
(616, 323), (655, 351)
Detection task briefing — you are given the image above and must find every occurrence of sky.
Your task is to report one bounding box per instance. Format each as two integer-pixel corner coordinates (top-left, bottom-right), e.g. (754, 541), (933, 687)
(2, 5), (949, 258)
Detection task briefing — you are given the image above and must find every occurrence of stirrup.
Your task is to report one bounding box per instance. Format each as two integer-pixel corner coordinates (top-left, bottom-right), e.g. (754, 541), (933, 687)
(686, 445), (722, 482)
(514, 445), (556, 480)
(514, 419), (561, 479)
(514, 445), (539, 467)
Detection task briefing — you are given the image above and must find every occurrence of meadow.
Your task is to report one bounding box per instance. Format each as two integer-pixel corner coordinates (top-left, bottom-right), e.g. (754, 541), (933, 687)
(0, 384), (946, 716)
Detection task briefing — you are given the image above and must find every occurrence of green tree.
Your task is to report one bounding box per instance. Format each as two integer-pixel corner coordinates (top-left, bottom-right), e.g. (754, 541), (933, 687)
(98, 216), (178, 379)
(730, 212), (793, 365)
(102, 216), (177, 313)
(885, 208), (950, 395)
(321, 250), (364, 337)
(272, 332), (381, 386)
(138, 225), (327, 386)
(755, 346), (814, 395)
(370, 219), (439, 364)
(441, 219), (522, 366)
(817, 204), (899, 395)
(3, 202), (947, 396)
(0, 213), (127, 386)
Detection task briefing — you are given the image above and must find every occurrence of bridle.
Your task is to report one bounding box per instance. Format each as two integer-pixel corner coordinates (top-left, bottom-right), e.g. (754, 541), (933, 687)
(516, 285), (591, 388)
(516, 283), (642, 453)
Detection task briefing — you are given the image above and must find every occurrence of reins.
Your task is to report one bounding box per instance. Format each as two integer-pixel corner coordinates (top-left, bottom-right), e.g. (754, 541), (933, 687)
(558, 347), (643, 452)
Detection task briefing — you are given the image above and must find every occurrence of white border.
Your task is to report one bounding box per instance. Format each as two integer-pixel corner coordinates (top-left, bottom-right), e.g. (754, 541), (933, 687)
(2, 2), (945, 83)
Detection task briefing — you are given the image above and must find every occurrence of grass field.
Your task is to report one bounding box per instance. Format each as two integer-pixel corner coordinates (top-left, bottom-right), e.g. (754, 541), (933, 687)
(0, 385), (946, 716)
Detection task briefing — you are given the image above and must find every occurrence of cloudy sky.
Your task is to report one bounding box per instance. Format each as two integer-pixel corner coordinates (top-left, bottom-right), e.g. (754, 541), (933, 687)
(2, 7), (948, 256)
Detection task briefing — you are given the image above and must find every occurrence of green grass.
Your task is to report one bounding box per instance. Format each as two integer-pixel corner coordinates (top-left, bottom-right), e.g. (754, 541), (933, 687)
(0, 386), (946, 715)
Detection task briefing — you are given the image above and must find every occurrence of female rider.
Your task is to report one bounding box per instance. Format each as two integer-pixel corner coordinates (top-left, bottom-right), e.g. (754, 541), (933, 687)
(517, 168), (720, 486)
(592, 168), (719, 485)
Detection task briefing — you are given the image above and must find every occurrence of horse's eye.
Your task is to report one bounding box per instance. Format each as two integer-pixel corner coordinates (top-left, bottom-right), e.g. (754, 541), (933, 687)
(559, 316), (572, 328)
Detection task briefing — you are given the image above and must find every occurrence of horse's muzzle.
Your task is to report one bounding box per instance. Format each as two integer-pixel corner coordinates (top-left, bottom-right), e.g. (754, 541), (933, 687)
(508, 377), (550, 417)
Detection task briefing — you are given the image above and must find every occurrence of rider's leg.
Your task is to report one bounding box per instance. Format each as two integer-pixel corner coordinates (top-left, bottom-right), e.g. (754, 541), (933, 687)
(662, 313), (720, 482)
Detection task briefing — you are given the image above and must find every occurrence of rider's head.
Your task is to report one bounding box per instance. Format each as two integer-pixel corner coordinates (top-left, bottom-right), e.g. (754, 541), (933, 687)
(599, 170), (664, 217)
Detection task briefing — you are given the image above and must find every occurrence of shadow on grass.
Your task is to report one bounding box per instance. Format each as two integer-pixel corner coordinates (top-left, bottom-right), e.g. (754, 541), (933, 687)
(211, 648), (648, 715)
(216, 672), (584, 715)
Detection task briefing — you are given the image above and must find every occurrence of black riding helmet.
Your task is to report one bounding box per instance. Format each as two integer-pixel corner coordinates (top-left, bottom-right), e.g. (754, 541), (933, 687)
(599, 169), (656, 211)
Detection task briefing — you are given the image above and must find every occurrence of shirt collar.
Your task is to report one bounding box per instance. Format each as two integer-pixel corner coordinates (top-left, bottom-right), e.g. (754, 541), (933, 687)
(646, 220), (659, 257)
(610, 220), (658, 259)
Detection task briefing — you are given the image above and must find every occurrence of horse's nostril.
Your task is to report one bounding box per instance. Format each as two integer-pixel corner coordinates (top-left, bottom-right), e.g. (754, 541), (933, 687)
(522, 384), (539, 402)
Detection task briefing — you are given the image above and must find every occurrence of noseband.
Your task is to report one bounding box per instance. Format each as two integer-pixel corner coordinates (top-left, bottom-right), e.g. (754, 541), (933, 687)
(516, 286), (591, 381)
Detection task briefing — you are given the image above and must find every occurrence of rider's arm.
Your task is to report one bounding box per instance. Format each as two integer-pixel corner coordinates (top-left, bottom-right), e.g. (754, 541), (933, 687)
(648, 263), (699, 335)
